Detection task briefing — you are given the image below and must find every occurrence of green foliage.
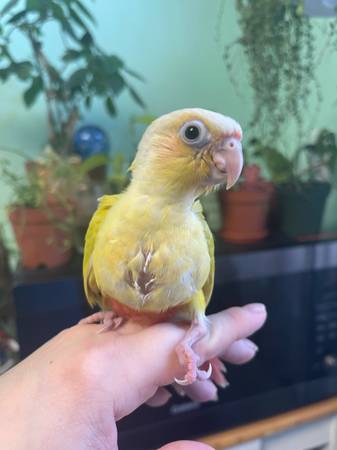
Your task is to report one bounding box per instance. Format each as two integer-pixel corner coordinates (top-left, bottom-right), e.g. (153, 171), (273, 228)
(251, 129), (337, 185)
(108, 152), (130, 194)
(1, 160), (43, 208)
(1, 150), (85, 208)
(0, 0), (144, 154)
(222, 0), (328, 141)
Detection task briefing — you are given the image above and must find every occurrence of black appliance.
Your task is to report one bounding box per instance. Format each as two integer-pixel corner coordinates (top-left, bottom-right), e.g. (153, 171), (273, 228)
(12, 239), (337, 450)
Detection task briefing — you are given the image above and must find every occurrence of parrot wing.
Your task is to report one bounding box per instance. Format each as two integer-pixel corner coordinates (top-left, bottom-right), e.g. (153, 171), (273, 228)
(193, 200), (215, 306)
(83, 194), (120, 307)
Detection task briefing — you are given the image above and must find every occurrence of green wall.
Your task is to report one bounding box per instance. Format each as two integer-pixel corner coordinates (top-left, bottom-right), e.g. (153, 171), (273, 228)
(0, 0), (337, 237)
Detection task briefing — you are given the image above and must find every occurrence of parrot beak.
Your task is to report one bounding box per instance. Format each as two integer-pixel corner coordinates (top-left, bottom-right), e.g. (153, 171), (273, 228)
(211, 135), (243, 189)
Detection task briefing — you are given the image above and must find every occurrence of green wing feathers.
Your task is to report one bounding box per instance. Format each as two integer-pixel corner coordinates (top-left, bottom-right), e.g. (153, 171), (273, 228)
(193, 200), (215, 306)
(83, 195), (119, 307)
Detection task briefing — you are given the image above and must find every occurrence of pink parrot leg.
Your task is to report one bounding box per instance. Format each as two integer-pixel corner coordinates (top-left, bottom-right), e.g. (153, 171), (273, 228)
(78, 311), (124, 333)
(174, 313), (212, 386)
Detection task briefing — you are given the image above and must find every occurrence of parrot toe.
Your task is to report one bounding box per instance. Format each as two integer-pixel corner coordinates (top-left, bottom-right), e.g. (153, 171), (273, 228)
(174, 339), (213, 385)
(207, 358), (229, 388)
(174, 342), (199, 385)
(174, 313), (210, 385)
(78, 311), (124, 333)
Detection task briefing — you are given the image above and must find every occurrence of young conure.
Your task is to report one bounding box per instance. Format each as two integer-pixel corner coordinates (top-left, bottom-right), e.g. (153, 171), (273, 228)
(81, 108), (243, 386)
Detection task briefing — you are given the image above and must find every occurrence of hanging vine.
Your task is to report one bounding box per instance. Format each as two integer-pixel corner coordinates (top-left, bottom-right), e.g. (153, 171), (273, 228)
(222, 0), (324, 142)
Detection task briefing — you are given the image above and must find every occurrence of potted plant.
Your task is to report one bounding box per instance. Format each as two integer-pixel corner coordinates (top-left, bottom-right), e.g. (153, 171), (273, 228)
(0, 0), (144, 155)
(221, 0), (324, 142)
(0, 0), (144, 267)
(252, 130), (337, 240)
(2, 150), (83, 269)
(2, 148), (107, 268)
(219, 164), (274, 243)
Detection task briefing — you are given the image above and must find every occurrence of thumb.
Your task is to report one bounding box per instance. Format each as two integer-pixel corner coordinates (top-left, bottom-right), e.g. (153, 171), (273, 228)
(158, 441), (214, 450)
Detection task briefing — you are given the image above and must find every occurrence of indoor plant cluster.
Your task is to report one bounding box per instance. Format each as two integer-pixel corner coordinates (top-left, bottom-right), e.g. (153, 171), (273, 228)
(0, 0), (144, 155)
(219, 129), (337, 244)
(221, 0), (330, 142)
(0, 0), (143, 269)
(3, 149), (90, 269)
(1, 148), (130, 269)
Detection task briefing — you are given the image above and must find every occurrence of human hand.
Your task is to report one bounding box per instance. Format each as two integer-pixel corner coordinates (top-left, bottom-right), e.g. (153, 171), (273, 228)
(0, 303), (266, 450)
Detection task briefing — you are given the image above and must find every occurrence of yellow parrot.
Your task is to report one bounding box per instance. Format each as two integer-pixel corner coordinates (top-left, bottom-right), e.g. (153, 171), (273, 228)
(81, 108), (243, 385)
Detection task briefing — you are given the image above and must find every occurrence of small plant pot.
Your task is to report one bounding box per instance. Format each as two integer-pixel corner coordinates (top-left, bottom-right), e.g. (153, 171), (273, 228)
(219, 188), (274, 243)
(9, 206), (72, 269)
(277, 182), (331, 240)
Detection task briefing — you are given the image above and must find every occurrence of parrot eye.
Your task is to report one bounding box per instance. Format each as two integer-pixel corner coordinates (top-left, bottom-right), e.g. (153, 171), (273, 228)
(180, 120), (209, 148)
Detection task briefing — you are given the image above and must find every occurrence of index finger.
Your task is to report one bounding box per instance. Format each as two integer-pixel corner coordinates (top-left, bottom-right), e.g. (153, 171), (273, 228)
(196, 303), (267, 363)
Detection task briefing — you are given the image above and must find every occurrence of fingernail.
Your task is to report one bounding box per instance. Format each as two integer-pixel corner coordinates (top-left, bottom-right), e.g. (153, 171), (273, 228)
(218, 379), (230, 389)
(244, 303), (266, 314)
(175, 386), (186, 397)
(219, 361), (227, 373)
(242, 339), (259, 354)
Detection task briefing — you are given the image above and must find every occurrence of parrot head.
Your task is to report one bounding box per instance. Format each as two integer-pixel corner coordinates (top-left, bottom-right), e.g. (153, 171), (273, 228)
(131, 108), (243, 197)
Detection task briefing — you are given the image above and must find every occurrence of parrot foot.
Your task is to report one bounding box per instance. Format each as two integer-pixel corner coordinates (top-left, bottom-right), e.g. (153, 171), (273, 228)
(78, 311), (124, 333)
(174, 314), (212, 386)
(208, 357), (229, 388)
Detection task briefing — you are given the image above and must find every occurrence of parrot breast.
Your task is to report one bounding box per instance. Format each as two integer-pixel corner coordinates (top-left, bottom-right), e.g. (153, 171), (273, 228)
(92, 192), (211, 317)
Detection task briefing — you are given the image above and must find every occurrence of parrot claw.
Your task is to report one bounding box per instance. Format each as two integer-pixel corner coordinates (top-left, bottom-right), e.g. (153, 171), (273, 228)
(209, 357), (230, 388)
(174, 362), (212, 386)
(174, 376), (191, 386)
(197, 362), (212, 381)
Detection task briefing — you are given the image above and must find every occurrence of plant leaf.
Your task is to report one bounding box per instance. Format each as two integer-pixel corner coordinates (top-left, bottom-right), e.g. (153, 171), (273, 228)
(67, 68), (87, 89)
(79, 154), (109, 176)
(73, 0), (95, 24)
(109, 73), (125, 95)
(1, 0), (20, 16)
(105, 97), (116, 116)
(51, 3), (78, 40)
(26, 0), (45, 11)
(124, 67), (145, 82)
(80, 31), (93, 47)
(67, 5), (89, 31)
(23, 75), (43, 107)
(14, 61), (33, 80)
(62, 48), (82, 62)
(46, 63), (62, 82)
(84, 95), (92, 108)
(128, 85), (145, 108)
(107, 55), (124, 69)
(0, 67), (10, 81)
(7, 10), (26, 24)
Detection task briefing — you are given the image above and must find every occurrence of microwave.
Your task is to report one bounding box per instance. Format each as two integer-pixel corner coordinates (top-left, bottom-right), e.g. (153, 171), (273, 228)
(117, 238), (337, 449)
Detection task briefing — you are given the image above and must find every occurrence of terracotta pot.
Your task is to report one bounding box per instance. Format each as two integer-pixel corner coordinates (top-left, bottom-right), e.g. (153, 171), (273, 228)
(8, 206), (72, 269)
(219, 189), (273, 243)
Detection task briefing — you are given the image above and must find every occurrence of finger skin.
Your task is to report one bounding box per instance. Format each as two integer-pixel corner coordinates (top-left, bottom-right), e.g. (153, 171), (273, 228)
(106, 303), (266, 419)
(146, 387), (172, 407)
(195, 304), (266, 362)
(222, 338), (258, 364)
(0, 304), (266, 449)
(181, 379), (218, 402)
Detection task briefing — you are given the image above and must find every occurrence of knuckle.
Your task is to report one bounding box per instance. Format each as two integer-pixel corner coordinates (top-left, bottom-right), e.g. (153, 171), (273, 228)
(225, 307), (246, 331)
